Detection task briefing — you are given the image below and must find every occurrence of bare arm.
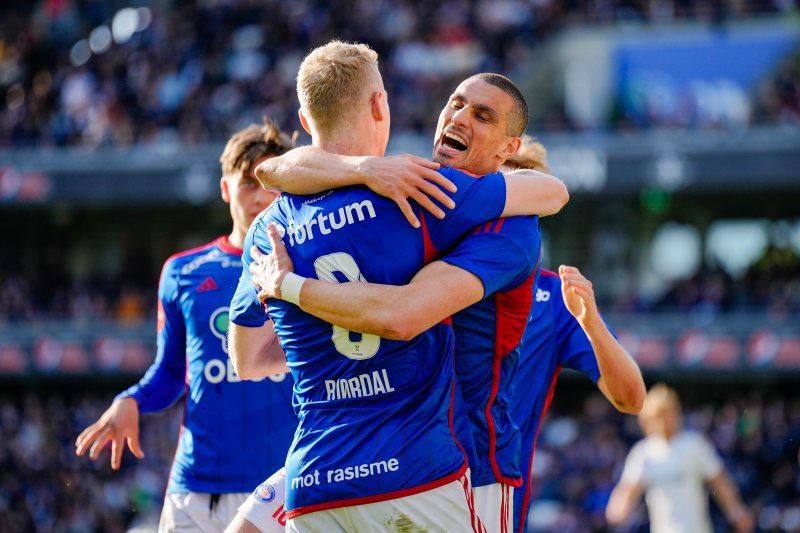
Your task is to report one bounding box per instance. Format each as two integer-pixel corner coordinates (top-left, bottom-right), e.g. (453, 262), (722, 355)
(249, 226), (484, 340)
(707, 471), (754, 533)
(229, 320), (289, 380)
(559, 265), (645, 414)
(606, 481), (644, 526)
(255, 146), (456, 228)
(297, 261), (483, 340)
(501, 169), (569, 218)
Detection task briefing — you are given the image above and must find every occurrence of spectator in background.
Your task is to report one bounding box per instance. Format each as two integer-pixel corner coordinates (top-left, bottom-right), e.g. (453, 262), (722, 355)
(606, 383), (754, 533)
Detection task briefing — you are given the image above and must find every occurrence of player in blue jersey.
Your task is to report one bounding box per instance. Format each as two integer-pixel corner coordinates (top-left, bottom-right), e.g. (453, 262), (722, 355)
(75, 119), (297, 532)
(248, 137), (645, 533)
(245, 75), (560, 531)
(228, 41), (567, 533)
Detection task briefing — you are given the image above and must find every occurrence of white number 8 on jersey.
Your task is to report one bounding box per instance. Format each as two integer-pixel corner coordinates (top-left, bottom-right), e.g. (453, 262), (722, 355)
(313, 253), (380, 360)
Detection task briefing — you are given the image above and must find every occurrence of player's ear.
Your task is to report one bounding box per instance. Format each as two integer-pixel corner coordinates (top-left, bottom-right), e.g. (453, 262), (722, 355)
(220, 176), (231, 204)
(499, 136), (522, 161)
(370, 91), (385, 122)
(298, 109), (312, 135)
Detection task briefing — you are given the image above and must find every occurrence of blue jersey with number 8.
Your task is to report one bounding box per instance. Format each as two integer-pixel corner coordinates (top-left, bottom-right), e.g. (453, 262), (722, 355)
(230, 168), (507, 517)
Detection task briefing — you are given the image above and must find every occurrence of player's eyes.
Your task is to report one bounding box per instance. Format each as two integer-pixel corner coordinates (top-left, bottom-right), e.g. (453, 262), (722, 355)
(241, 178), (258, 189)
(450, 100), (463, 109)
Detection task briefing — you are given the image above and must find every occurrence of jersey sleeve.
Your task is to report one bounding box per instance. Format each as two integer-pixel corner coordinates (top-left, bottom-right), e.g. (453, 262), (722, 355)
(439, 216), (541, 299)
(619, 442), (647, 487)
(116, 258), (187, 414)
(229, 218), (272, 327)
(552, 279), (603, 383)
(422, 168), (507, 252)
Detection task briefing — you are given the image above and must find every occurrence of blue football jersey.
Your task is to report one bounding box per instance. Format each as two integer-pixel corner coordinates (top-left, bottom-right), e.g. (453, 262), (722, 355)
(441, 216), (542, 488)
(511, 270), (603, 533)
(230, 168), (508, 517)
(119, 237), (295, 494)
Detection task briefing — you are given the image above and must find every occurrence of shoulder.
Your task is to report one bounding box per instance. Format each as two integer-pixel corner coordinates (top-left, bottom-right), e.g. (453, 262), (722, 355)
(161, 240), (219, 278)
(679, 430), (712, 448)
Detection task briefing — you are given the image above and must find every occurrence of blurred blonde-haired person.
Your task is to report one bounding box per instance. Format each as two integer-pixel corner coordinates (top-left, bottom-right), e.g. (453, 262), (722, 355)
(606, 384), (754, 533)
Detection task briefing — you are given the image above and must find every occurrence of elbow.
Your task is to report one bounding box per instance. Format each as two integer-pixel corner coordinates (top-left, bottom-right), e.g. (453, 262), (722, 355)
(614, 380), (646, 415)
(255, 161), (283, 190)
(548, 182), (569, 216)
(229, 352), (251, 380)
(375, 312), (423, 341)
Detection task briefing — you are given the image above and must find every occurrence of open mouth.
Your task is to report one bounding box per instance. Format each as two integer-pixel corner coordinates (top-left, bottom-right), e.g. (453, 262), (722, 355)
(441, 131), (468, 152)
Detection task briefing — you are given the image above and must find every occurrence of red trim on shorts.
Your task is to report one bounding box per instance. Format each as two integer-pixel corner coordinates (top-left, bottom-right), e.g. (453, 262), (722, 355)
(460, 474), (485, 533)
(285, 463), (468, 518)
(517, 365), (561, 533)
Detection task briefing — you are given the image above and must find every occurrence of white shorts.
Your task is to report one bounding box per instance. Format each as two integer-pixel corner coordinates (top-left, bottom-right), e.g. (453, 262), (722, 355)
(287, 470), (484, 533)
(159, 492), (250, 533)
(473, 483), (514, 533)
(237, 468), (289, 533)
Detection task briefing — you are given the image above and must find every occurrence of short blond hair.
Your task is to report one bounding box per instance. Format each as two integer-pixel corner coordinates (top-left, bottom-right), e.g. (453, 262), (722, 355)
(503, 135), (549, 172)
(219, 117), (295, 178)
(296, 40), (380, 132)
(639, 383), (681, 420)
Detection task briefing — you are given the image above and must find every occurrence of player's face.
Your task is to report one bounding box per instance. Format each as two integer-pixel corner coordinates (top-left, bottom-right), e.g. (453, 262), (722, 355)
(222, 154), (279, 232)
(433, 79), (519, 176)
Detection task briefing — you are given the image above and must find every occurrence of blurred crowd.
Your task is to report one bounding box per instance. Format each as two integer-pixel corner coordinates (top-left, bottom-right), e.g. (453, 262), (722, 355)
(0, 391), (180, 533)
(0, 273), (154, 323)
(1, 387), (797, 532)
(1, 0), (798, 149)
(649, 246), (800, 317)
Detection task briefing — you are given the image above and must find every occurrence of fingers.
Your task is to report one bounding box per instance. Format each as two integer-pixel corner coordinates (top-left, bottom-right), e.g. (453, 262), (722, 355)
(415, 178), (456, 209)
(111, 436), (123, 470)
(570, 285), (593, 302)
(88, 429), (112, 461)
(75, 423), (103, 456)
(266, 223), (282, 252)
(250, 245), (264, 261)
(410, 191), (446, 220)
(422, 167), (457, 193)
(399, 153), (441, 170)
(127, 433), (145, 460)
(397, 199), (422, 228)
(258, 289), (270, 304)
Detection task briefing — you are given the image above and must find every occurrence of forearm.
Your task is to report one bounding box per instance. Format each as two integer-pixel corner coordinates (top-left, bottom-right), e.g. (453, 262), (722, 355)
(605, 483), (641, 525)
(256, 146), (367, 194)
(299, 280), (421, 340)
(709, 472), (749, 524)
(229, 322), (288, 379)
(502, 169), (569, 218)
(296, 262), (483, 341)
(583, 316), (645, 414)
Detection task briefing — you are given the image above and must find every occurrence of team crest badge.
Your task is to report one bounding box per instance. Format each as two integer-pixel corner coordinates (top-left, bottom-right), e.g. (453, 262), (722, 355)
(254, 481), (276, 503)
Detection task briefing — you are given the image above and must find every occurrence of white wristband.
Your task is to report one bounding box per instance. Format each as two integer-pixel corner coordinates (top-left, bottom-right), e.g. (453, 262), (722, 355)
(280, 272), (306, 306)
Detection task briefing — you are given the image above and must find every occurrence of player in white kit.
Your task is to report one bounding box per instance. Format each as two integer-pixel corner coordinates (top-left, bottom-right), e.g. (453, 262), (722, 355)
(606, 384), (754, 533)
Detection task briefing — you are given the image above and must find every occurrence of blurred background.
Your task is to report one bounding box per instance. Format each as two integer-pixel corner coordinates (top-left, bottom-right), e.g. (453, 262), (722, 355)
(1, 0), (799, 531)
